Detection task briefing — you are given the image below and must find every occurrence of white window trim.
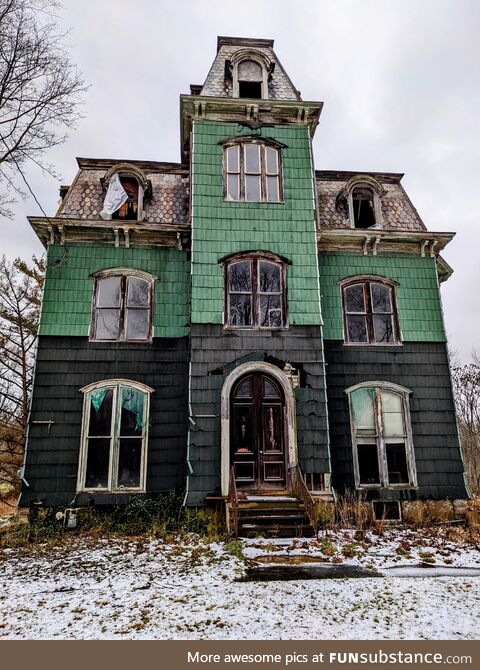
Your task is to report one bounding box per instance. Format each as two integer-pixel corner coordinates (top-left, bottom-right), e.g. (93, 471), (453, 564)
(77, 379), (154, 493)
(346, 381), (417, 490)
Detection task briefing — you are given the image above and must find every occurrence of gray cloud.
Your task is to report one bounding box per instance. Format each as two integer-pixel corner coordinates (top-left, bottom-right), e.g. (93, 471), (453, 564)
(1, 0), (478, 361)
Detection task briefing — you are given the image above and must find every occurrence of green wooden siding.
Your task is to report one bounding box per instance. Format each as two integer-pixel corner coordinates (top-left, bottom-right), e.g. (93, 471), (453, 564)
(191, 120), (321, 325)
(40, 245), (190, 337)
(318, 252), (446, 342)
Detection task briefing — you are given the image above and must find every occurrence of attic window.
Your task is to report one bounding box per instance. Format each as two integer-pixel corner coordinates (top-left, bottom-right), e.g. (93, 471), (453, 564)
(233, 57), (268, 99)
(352, 186), (376, 228)
(112, 177), (139, 220)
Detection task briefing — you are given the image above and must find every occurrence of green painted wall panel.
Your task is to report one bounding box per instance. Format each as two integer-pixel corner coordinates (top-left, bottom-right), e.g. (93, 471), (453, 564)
(191, 120), (321, 326)
(318, 252), (446, 342)
(40, 244), (190, 338)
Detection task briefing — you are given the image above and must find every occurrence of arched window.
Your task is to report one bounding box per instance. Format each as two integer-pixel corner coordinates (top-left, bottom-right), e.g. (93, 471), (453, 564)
(237, 59), (264, 98)
(336, 175), (385, 229)
(223, 138), (283, 203)
(77, 380), (153, 492)
(347, 382), (416, 489)
(341, 277), (400, 345)
(224, 253), (287, 329)
(90, 269), (154, 342)
(352, 186), (376, 228)
(230, 50), (270, 99)
(100, 163), (150, 221)
(112, 176), (139, 220)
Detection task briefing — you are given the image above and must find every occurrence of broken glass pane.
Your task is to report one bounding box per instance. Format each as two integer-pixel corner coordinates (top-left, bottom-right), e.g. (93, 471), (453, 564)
(351, 387), (375, 431)
(357, 442), (380, 485)
(260, 294), (281, 327)
(227, 174), (239, 200)
(227, 145), (239, 172)
(245, 174), (261, 201)
(371, 283), (391, 313)
(126, 308), (149, 340)
(127, 278), (149, 307)
(265, 147), (278, 174)
(88, 388), (113, 436)
(345, 284), (365, 312)
(386, 442), (409, 484)
(95, 308), (120, 340)
(120, 387), (145, 435)
(373, 314), (394, 343)
(382, 391), (405, 436)
(232, 406), (254, 453)
(346, 314), (367, 342)
(259, 261), (281, 292)
(229, 262), (251, 292)
(266, 176), (280, 202)
(117, 438), (142, 488)
(229, 294), (252, 326)
(245, 144), (260, 173)
(85, 438), (110, 488)
(97, 276), (121, 308)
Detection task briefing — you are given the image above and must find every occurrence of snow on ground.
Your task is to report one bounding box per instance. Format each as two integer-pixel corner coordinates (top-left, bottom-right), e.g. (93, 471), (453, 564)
(1, 531), (480, 640)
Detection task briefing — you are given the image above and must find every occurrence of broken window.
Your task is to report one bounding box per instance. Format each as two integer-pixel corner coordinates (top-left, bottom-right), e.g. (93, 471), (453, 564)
(349, 384), (416, 489)
(78, 382), (151, 492)
(236, 59), (265, 99)
(91, 273), (153, 342)
(112, 177), (139, 220)
(226, 255), (286, 329)
(224, 141), (282, 203)
(352, 186), (376, 228)
(342, 279), (399, 344)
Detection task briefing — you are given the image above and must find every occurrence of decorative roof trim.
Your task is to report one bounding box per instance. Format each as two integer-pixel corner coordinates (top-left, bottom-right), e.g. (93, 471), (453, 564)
(218, 249), (292, 265)
(218, 134), (287, 149)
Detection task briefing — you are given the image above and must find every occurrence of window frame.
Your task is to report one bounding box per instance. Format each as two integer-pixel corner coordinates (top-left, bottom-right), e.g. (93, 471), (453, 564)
(339, 276), (401, 346)
(222, 139), (284, 204)
(90, 268), (155, 343)
(223, 253), (288, 330)
(346, 382), (417, 491)
(77, 379), (154, 493)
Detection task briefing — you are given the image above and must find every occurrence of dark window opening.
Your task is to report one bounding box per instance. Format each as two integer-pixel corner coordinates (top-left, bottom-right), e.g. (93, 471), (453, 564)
(386, 443), (410, 484)
(342, 280), (399, 344)
(357, 443), (380, 485)
(352, 186), (376, 228)
(373, 501), (401, 521)
(305, 472), (327, 492)
(239, 81), (262, 99)
(112, 177), (139, 220)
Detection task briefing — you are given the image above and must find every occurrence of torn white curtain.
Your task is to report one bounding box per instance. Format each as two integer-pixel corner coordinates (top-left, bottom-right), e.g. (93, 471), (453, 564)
(100, 173), (128, 219)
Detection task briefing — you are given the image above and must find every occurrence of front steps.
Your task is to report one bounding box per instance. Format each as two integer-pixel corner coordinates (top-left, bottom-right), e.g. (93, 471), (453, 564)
(232, 493), (316, 538)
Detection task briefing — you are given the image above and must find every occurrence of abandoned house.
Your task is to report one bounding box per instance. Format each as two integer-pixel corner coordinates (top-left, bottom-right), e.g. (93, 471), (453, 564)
(19, 36), (468, 533)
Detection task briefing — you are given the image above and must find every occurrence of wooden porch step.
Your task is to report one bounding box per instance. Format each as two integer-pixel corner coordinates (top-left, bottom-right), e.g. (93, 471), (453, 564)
(238, 523), (315, 539)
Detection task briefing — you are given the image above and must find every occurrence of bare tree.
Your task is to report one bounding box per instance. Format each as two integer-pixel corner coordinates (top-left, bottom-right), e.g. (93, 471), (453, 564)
(452, 361), (480, 494)
(0, 0), (87, 217)
(0, 254), (44, 504)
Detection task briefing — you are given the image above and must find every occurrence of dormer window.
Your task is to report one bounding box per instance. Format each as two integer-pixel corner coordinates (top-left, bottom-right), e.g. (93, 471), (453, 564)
(222, 138), (284, 203)
(352, 186), (376, 229)
(237, 60), (263, 98)
(112, 177), (139, 220)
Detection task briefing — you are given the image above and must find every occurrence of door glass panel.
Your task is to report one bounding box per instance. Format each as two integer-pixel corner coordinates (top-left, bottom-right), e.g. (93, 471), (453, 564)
(371, 283), (392, 313)
(373, 314), (394, 343)
(229, 294), (252, 326)
(263, 406), (282, 452)
(357, 443), (380, 485)
(264, 379), (281, 398)
(85, 438), (110, 488)
(245, 144), (260, 173)
(234, 377), (252, 398)
(126, 308), (149, 340)
(127, 278), (149, 307)
(259, 261), (281, 292)
(259, 294), (281, 327)
(117, 438), (142, 488)
(345, 285), (365, 312)
(232, 406), (254, 453)
(351, 388), (375, 431)
(346, 314), (367, 342)
(382, 391), (405, 436)
(88, 388), (113, 436)
(245, 174), (261, 201)
(386, 442), (409, 484)
(97, 276), (122, 307)
(229, 261), (251, 292)
(95, 308), (120, 340)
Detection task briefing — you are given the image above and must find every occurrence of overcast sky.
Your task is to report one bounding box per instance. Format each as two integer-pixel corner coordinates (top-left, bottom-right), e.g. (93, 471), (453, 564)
(1, 0), (479, 362)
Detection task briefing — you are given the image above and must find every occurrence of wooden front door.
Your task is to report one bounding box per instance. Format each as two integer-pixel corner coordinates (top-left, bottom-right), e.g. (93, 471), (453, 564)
(231, 373), (286, 490)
